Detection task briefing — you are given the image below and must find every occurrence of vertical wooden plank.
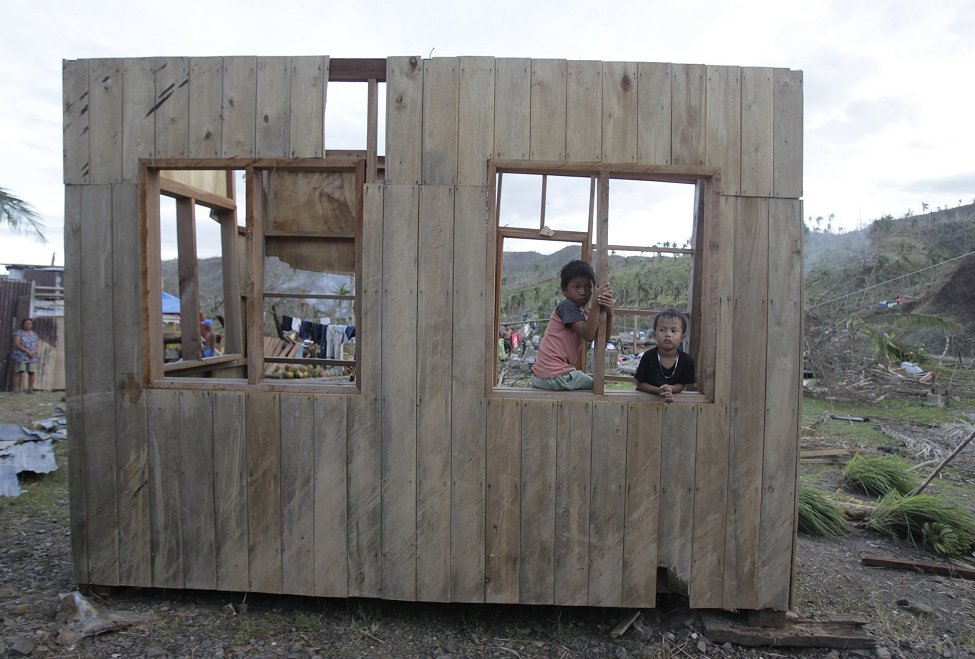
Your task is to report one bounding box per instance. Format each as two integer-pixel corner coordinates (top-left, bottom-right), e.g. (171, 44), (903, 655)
(381, 184), (419, 601)
(450, 186), (488, 602)
(416, 186), (454, 602)
(493, 58), (531, 160)
(519, 399), (557, 604)
(386, 56), (423, 185)
(141, 169), (162, 382)
(601, 61), (638, 164)
(554, 401), (591, 605)
(88, 58), (123, 184)
(724, 197), (769, 609)
(347, 184), (383, 598)
(622, 403), (662, 607)
(637, 62), (672, 165)
(773, 69), (804, 199)
(147, 388), (182, 588)
(154, 57), (189, 158)
(256, 56), (291, 158)
(212, 391), (249, 592)
(758, 198), (802, 610)
(289, 55), (327, 158)
(176, 198), (201, 362)
(314, 395), (349, 596)
(457, 57), (495, 186)
(244, 165), (263, 383)
(80, 184), (119, 585)
(63, 59), (90, 184)
(113, 183), (150, 587)
(671, 63), (706, 166)
(690, 193), (735, 608)
(565, 61), (602, 163)
(741, 67), (774, 197)
(222, 56), (257, 158)
(188, 57), (223, 158)
(246, 392), (282, 593)
(421, 58), (459, 185)
(63, 185), (87, 581)
(280, 394), (315, 596)
(529, 59), (567, 162)
(121, 58), (155, 183)
(705, 65), (742, 196)
(657, 404), (698, 593)
(179, 390), (216, 590)
(485, 398), (521, 603)
(588, 401), (627, 607)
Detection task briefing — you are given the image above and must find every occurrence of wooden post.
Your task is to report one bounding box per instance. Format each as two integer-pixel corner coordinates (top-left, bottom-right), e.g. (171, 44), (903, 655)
(593, 172), (609, 394)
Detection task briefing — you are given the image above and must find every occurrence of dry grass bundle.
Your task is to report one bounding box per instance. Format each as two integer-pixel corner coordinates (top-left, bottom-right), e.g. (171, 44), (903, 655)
(843, 454), (919, 497)
(798, 481), (848, 537)
(867, 492), (975, 557)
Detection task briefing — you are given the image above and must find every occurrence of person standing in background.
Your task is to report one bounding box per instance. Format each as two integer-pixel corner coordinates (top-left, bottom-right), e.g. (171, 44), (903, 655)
(11, 318), (39, 393)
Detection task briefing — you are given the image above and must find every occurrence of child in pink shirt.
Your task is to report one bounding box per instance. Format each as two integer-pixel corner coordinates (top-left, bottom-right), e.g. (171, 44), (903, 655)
(531, 260), (613, 390)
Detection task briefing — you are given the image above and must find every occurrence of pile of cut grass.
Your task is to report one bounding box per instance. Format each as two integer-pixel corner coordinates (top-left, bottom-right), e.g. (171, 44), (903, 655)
(798, 480), (848, 537)
(867, 492), (975, 557)
(843, 454), (919, 497)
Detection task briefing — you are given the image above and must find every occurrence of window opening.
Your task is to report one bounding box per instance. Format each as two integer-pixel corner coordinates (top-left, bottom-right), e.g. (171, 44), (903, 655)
(143, 159), (364, 389)
(491, 162), (710, 397)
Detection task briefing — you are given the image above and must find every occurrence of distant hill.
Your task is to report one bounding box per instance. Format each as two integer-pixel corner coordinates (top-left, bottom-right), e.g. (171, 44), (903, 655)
(161, 256), (354, 323)
(804, 202), (975, 329)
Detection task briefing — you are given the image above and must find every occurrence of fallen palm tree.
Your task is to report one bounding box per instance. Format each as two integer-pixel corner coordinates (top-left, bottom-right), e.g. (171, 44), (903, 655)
(842, 454), (919, 497)
(866, 492), (975, 557)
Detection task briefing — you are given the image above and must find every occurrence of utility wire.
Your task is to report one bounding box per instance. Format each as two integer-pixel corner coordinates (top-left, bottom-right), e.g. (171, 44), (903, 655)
(808, 249), (975, 310)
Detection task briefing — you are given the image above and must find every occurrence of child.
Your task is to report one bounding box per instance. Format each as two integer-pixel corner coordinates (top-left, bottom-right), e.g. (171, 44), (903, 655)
(635, 309), (696, 403)
(531, 260), (613, 391)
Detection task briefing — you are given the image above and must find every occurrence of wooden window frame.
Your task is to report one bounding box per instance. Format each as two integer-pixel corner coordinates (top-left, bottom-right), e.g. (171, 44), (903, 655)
(140, 157), (365, 392)
(487, 160), (721, 402)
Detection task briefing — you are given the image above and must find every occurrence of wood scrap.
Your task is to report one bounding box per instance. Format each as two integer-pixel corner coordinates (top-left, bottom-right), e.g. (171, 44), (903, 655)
(701, 612), (875, 649)
(861, 554), (975, 580)
(800, 447), (857, 464)
(608, 610), (640, 638)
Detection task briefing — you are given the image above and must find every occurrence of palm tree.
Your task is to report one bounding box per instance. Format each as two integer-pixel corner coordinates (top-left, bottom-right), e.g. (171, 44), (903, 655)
(0, 188), (45, 240)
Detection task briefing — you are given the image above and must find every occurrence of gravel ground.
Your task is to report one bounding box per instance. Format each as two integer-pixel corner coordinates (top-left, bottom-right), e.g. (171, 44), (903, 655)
(1, 391), (974, 658)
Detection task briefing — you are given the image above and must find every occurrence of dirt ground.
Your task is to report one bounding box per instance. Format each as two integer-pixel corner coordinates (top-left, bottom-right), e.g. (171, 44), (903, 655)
(1, 391), (974, 658)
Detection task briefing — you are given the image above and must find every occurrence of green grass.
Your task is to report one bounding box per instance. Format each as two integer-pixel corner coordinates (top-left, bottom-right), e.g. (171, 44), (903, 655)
(867, 492), (975, 556)
(797, 480), (848, 537)
(843, 454), (919, 497)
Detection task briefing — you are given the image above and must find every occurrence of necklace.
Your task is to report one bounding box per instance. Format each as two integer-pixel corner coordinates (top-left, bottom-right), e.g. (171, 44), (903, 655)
(657, 351), (679, 380)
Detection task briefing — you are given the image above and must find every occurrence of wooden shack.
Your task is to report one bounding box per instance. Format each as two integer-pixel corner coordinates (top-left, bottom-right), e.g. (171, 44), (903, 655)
(62, 55), (803, 611)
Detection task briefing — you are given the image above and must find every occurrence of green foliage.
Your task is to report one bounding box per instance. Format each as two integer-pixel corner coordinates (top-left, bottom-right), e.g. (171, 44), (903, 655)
(867, 492), (975, 557)
(797, 480), (848, 537)
(842, 454), (919, 497)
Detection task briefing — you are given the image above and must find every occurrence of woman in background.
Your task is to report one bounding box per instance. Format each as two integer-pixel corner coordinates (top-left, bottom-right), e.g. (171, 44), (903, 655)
(11, 318), (39, 393)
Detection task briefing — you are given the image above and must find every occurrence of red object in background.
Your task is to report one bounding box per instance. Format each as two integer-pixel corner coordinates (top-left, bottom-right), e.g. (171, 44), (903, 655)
(511, 331), (520, 349)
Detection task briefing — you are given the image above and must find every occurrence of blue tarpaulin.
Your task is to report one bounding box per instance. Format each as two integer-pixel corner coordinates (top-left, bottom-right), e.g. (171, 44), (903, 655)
(162, 291), (180, 314)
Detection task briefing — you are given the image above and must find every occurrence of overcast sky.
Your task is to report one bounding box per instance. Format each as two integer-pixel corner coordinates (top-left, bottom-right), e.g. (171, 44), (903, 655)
(1, 0), (973, 266)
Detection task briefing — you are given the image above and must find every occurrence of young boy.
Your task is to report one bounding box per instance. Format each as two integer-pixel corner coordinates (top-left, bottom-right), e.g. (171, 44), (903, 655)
(531, 260), (613, 391)
(635, 309), (696, 403)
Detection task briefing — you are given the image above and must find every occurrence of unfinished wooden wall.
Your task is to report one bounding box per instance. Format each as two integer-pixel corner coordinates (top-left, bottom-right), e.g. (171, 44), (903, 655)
(63, 56), (803, 610)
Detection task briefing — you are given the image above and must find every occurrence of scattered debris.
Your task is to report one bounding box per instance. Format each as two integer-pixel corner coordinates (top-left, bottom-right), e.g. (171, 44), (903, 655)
(0, 416), (65, 497)
(800, 447), (858, 464)
(861, 553), (975, 580)
(829, 414), (869, 422)
(896, 598), (935, 615)
(911, 426), (975, 495)
(55, 591), (157, 645)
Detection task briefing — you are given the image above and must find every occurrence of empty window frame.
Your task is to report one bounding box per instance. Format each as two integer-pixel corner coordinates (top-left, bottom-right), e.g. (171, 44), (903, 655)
(141, 158), (364, 389)
(489, 161), (719, 398)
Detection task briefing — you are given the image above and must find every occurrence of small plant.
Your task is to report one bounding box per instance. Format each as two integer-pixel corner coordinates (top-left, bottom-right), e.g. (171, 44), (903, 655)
(843, 454), (919, 497)
(798, 481), (848, 537)
(867, 492), (975, 557)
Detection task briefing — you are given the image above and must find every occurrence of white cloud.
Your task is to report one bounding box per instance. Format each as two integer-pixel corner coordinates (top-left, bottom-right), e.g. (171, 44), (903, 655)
(2, 0), (974, 262)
